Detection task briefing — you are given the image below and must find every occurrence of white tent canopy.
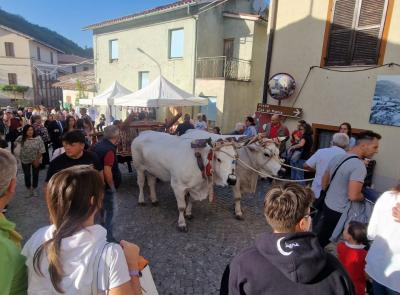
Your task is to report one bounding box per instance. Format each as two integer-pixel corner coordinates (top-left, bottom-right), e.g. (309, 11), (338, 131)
(79, 81), (132, 106)
(113, 75), (208, 107)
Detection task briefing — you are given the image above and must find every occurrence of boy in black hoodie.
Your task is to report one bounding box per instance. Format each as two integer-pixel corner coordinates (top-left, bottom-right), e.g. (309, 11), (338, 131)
(223, 183), (355, 295)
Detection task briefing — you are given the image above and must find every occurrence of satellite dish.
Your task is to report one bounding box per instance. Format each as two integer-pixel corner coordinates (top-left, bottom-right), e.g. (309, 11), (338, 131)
(252, 0), (269, 14)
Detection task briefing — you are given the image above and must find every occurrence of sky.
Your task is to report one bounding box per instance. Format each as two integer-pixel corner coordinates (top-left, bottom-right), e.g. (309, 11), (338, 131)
(0, 0), (176, 48)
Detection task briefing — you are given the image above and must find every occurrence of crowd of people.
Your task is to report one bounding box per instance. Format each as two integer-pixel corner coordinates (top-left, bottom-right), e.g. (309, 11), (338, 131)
(219, 115), (400, 295)
(0, 105), (145, 294)
(0, 106), (399, 294)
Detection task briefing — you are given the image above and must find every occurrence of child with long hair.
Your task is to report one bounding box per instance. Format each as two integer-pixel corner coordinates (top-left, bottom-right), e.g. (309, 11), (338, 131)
(22, 165), (142, 294)
(337, 221), (368, 295)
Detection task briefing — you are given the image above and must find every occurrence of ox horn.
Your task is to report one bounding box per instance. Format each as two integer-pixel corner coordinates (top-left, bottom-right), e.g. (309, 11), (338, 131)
(277, 136), (287, 142)
(246, 135), (259, 145)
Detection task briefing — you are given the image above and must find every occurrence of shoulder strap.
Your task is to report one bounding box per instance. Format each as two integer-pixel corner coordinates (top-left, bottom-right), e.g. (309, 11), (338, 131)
(326, 156), (359, 193)
(91, 242), (111, 295)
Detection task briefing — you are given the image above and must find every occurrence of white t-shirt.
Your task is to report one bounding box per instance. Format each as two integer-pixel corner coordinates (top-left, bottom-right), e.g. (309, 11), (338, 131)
(22, 225), (130, 295)
(366, 191), (400, 292)
(305, 146), (346, 198)
(195, 121), (207, 130)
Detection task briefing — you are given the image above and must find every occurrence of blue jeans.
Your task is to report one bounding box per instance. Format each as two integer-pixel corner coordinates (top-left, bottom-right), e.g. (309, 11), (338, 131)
(102, 189), (115, 241)
(291, 159), (306, 184)
(372, 280), (400, 295)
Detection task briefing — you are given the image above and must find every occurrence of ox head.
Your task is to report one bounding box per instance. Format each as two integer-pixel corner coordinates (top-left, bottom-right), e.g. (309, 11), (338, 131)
(244, 137), (282, 176)
(209, 139), (237, 186)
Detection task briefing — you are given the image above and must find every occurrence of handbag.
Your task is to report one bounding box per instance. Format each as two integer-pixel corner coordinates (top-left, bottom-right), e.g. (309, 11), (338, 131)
(13, 141), (21, 158)
(314, 155), (359, 210)
(140, 265), (159, 295)
(91, 243), (158, 295)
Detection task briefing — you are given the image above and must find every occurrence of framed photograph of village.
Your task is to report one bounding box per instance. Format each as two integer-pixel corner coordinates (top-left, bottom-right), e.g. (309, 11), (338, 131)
(369, 75), (400, 127)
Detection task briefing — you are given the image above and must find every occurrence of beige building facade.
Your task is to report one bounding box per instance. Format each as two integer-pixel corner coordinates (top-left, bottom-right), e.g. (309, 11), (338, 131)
(0, 25), (63, 106)
(265, 0), (400, 191)
(86, 0), (268, 131)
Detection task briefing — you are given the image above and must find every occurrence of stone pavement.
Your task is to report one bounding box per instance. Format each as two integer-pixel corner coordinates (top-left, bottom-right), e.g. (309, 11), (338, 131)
(8, 164), (272, 295)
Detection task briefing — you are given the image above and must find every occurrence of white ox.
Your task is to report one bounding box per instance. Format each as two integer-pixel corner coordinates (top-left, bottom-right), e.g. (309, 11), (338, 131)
(182, 130), (282, 219)
(131, 131), (237, 231)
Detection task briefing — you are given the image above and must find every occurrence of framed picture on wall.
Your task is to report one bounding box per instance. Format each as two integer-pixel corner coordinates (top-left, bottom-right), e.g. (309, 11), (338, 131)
(369, 75), (400, 127)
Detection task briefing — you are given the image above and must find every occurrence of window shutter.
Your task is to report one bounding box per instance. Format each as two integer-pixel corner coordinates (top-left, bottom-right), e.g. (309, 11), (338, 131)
(326, 0), (357, 66)
(5, 42), (15, 57)
(8, 73), (17, 85)
(351, 0), (388, 64)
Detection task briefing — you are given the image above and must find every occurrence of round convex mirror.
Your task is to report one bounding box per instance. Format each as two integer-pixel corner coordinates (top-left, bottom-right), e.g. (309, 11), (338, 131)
(267, 73), (296, 101)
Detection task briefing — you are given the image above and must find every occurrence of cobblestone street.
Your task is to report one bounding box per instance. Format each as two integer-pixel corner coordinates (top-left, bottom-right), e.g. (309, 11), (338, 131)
(8, 164), (272, 295)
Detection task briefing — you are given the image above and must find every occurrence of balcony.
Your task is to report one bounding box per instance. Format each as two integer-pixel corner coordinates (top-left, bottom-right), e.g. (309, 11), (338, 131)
(196, 56), (252, 82)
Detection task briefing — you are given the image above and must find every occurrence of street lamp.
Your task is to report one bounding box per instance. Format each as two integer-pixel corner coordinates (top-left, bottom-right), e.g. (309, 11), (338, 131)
(136, 48), (162, 99)
(137, 48), (162, 76)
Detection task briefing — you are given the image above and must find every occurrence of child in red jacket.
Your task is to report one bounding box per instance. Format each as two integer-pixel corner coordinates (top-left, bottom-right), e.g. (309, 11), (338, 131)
(337, 221), (368, 295)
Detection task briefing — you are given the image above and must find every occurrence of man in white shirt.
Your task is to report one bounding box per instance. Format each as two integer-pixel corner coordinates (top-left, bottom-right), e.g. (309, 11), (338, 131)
(194, 113), (207, 130)
(304, 133), (349, 198)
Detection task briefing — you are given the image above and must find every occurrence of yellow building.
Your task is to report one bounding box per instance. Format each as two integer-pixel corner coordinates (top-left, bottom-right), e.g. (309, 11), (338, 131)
(84, 0), (268, 131)
(265, 0), (400, 191)
(0, 25), (63, 106)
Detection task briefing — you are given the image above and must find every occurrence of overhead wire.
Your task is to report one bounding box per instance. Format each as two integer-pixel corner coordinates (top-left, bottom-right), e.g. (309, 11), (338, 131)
(198, 0), (229, 15)
(289, 62), (400, 108)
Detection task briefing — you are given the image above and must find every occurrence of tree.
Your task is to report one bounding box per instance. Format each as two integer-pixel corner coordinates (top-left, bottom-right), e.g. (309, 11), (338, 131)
(75, 80), (86, 105)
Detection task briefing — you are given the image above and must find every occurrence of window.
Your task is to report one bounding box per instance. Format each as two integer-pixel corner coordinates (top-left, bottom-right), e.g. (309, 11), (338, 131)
(83, 66), (89, 71)
(37, 47), (41, 60)
(138, 71), (150, 89)
(8, 73), (17, 85)
(72, 66), (77, 73)
(169, 28), (184, 58)
(312, 123), (365, 151)
(325, 0), (389, 66)
(5, 42), (15, 57)
(50, 52), (54, 64)
(109, 39), (119, 61)
(223, 39), (234, 58)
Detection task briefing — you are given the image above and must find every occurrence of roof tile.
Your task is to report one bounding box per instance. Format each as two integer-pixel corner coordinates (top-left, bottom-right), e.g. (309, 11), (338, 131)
(84, 0), (196, 30)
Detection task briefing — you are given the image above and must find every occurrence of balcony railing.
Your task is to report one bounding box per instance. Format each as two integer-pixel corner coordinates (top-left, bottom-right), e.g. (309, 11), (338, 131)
(196, 56), (252, 81)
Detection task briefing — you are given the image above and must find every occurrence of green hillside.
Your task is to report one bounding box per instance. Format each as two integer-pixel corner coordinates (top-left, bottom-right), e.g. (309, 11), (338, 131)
(0, 8), (92, 58)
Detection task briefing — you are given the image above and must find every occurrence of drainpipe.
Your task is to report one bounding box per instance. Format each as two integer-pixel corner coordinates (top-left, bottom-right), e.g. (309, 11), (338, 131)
(191, 11), (199, 119)
(192, 14), (198, 96)
(262, 0), (279, 104)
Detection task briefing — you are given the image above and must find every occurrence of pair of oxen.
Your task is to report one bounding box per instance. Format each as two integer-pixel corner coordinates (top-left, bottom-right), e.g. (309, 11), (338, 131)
(131, 130), (283, 232)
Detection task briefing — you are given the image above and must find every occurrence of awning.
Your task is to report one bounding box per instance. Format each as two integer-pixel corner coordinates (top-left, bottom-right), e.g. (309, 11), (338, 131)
(113, 75), (208, 107)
